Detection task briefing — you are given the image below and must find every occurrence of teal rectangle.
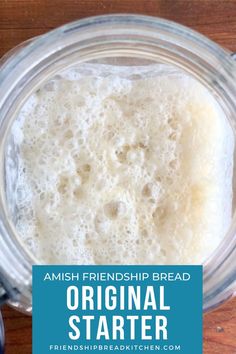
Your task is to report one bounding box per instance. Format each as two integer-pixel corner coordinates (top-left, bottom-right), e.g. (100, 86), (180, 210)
(33, 265), (202, 353)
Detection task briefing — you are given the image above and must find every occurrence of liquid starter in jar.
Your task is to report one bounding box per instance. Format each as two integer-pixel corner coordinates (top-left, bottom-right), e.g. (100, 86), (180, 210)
(10, 64), (234, 265)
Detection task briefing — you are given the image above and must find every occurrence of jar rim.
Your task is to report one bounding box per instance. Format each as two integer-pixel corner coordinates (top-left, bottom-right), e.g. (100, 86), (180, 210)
(0, 14), (235, 95)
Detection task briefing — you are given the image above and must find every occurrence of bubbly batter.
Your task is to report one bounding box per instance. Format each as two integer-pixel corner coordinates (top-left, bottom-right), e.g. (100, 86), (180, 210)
(11, 65), (234, 265)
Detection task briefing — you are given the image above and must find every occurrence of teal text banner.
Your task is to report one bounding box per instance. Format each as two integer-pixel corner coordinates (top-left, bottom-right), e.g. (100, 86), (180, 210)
(33, 265), (202, 353)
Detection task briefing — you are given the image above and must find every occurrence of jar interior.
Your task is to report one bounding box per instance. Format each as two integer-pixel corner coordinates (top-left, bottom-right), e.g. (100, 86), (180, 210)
(2, 53), (236, 267)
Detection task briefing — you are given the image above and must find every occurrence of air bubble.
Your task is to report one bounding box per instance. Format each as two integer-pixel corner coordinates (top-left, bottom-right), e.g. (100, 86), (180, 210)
(82, 164), (91, 172)
(142, 182), (160, 200)
(104, 201), (126, 219)
(116, 145), (130, 163)
(141, 229), (148, 237)
(169, 159), (178, 169)
(57, 176), (69, 195)
(64, 130), (74, 140)
(73, 187), (82, 199)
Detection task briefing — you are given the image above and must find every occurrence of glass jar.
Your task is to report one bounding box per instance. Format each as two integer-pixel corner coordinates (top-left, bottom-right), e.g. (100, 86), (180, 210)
(0, 15), (236, 332)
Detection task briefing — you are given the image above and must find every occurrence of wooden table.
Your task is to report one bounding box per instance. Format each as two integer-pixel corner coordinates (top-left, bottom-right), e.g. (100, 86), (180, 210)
(1, 1), (236, 353)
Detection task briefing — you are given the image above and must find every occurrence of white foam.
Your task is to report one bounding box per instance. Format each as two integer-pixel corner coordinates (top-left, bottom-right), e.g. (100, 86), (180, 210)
(10, 64), (234, 265)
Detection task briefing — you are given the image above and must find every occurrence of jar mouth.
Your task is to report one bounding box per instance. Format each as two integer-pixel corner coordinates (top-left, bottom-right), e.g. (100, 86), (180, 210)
(0, 14), (236, 312)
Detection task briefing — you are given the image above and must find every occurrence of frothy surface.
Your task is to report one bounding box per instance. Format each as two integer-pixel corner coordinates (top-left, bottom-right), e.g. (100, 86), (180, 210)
(11, 65), (234, 264)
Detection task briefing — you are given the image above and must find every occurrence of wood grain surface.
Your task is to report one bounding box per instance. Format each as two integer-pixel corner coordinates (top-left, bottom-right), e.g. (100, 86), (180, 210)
(1, 1), (236, 353)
